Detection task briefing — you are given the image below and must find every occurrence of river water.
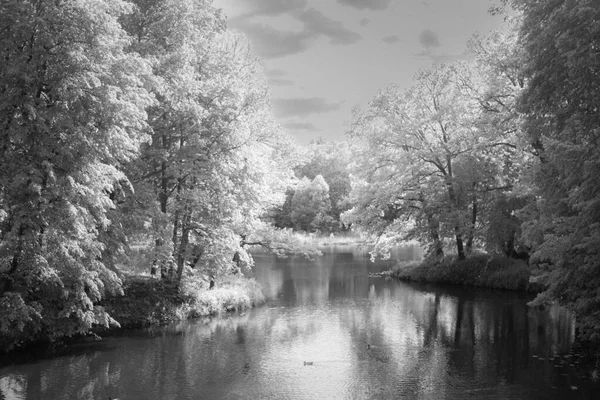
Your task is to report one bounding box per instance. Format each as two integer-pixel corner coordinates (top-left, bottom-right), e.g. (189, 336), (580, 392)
(1, 245), (598, 399)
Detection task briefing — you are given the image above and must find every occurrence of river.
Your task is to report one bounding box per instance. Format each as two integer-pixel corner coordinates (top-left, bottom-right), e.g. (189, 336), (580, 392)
(1, 245), (598, 399)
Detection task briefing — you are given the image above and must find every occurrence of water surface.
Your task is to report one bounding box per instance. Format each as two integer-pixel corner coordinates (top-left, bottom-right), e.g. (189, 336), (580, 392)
(1, 246), (597, 399)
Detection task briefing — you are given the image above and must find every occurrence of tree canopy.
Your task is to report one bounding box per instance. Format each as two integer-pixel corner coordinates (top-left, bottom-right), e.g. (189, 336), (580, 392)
(503, 0), (600, 341)
(0, 0), (298, 351)
(2, 0), (600, 350)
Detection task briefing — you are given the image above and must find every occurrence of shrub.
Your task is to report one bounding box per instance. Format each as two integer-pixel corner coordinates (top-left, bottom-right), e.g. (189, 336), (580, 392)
(391, 254), (543, 292)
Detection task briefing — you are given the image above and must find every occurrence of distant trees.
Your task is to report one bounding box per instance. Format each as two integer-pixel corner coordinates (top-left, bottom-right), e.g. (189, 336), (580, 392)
(273, 139), (352, 233)
(289, 175), (334, 232)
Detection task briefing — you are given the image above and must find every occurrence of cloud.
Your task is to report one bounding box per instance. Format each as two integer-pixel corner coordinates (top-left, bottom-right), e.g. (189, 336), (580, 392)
(272, 97), (342, 118)
(359, 17), (370, 26)
(229, 8), (362, 58)
(382, 35), (399, 44)
(418, 29), (440, 49)
(295, 8), (362, 45)
(231, 20), (315, 58)
(237, 0), (307, 18)
(269, 78), (295, 86)
(265, 69), (287, 78)
(284, 122), (318, 131)
(337, 0), (391, 10)
(265, 69), (294, 86)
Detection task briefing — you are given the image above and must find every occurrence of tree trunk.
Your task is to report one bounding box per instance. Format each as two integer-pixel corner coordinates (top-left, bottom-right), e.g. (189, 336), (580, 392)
(445, 172), (465, 260)
(455, 229), (465, 260)
(171, 208), (179, 252)
(427, 214), (444, 258)
(175, 208), (191, 285)
(159, 160), (168, 213)
(466, 195), (477, 254)
(506, 231), (516, 258)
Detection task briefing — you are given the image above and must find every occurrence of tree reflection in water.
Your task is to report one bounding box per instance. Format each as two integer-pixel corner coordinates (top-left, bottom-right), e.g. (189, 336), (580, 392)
(0, 247), (597, 400)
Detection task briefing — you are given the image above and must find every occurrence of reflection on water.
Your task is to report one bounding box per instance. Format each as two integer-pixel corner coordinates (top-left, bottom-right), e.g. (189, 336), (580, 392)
(1, 246), (598, 399)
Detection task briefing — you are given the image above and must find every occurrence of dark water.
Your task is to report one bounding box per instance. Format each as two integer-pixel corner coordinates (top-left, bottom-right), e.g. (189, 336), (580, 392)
(1, 245), (598, 399)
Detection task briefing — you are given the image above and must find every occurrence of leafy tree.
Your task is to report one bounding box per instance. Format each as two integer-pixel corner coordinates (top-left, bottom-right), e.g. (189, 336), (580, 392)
(484, 194), (529, 257)
(0, 0), (154, 349)
(344, 36), (531, 261)
(345, 63), (487, 259)
(296, 139), (352, 225)
(501, 0), (600, 341)
(272, 139), (352, 233)
(290, 175), (334, 232)
(120, 0), (298, 285)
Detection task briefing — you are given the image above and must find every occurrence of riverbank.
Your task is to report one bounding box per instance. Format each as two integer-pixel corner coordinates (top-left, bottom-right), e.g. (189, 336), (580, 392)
(291, 231), (365, 247)
(389, 253), (545, 292)
(101, 275), (265, 329)
(0, 275), (265, 356)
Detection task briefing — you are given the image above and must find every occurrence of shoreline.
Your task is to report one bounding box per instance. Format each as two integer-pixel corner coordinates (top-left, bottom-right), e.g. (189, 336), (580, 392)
(386, 254), (546, 293)
(102, 274), (266, 329)
(0, 275), (265, 358)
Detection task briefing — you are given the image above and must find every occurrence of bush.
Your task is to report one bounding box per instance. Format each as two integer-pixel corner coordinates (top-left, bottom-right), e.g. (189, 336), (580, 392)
(189, 275), (265, 316)
(391, 254), (543, 292)
(101, 274), (265, 331)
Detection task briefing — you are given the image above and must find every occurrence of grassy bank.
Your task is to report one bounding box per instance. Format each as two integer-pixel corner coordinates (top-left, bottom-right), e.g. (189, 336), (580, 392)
(290, 231), (365, 246)
(390, 253), (545, 292)
(101, 275), (265, 330)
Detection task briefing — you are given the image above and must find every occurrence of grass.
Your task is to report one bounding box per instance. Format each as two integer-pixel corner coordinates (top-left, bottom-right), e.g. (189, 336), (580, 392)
(390, 253), (545, 292)
(291, 231), (365, 246)
(101, 274), (265, 330)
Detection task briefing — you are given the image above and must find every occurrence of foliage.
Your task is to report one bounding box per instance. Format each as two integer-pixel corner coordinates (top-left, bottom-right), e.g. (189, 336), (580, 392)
(343, 14), (533, 266)
(273, 139), (352, 233)
(120, 0), (298, 284)
(102, 274), (264, 329)
(289, 175), (334, 232)
(502, 0), (600, 342)
(344, 61), (520, 260)
(183, 274), (265, 316)
(391, 254), (541, 292)
(0, 0), (300, 352)
(484, 194), (529, 256)
(240, 223), (322, 259)
(0, 0), (153, 351)
(295, 139), (353, 224)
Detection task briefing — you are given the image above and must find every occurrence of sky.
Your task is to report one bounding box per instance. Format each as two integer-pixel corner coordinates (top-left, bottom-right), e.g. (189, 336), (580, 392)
(212, 0), (505, 145)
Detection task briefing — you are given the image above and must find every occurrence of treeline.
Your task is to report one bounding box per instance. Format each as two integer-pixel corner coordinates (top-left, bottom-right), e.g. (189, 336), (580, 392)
(343, 0), (600, 343)
(0, 0), (299, 351)
(272, 139), (352, 233)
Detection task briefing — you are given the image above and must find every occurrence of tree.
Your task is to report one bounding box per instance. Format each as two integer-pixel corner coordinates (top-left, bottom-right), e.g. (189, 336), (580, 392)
(121, 0), (297, 285)
(501, 0), (600, 341)
(289, 175), (334, 232)
(345, 63), (487, 259)
(464, 14), (532, 258)
(344, 39), (532, 260)
(0, 0), (154, 349)
(296, 139), (352, 227)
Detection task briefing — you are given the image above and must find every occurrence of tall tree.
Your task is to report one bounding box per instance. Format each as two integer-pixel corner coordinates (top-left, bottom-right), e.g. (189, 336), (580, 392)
(0, 0), (153, 349)
(121, 0), (296, 284)
(503, 0), (600, 341)
(465, 15), (532, 256)
(345, 63), (484, 259)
